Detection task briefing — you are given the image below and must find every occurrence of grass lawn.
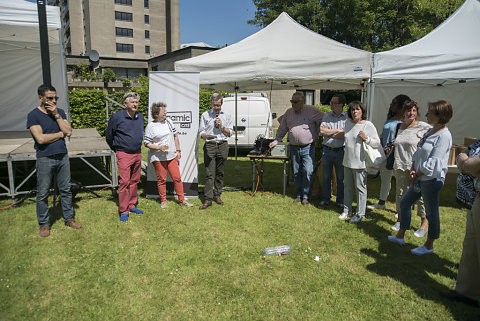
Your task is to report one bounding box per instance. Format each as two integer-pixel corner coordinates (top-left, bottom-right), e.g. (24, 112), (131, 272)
(0, 142), (477, 320)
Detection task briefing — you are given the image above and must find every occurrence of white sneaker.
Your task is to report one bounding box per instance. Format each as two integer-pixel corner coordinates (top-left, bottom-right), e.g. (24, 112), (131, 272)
(338, 212), (351, 220)
(367, 203), (386, 210)
(349, 215), (364, 224)
(387, 235), (405, 245)
(395, 213), (398, 219)
(413, 228), (427, 238)
(160, 202), (168, 209)
(391, 222), (400, 231)
(180, 200), (193, 207)
(411, 245), (434, 255)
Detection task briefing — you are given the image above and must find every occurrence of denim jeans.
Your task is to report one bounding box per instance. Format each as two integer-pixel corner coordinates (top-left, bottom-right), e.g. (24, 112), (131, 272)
(36, 154), (74, 227)
(321, 147), (344, 205)
(400, 178), (444, 239)
(290, 144), (315, 199)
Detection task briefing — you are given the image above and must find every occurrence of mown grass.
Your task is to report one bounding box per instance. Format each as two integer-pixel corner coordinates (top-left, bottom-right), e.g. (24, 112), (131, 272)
(0, 143), (477, 320)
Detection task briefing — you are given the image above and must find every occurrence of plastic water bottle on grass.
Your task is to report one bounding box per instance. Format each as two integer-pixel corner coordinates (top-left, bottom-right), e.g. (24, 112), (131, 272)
(262, 245), (291, 256)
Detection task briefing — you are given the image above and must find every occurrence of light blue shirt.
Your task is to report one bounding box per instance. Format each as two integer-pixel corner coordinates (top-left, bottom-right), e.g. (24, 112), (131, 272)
(413, 128), (452, 180)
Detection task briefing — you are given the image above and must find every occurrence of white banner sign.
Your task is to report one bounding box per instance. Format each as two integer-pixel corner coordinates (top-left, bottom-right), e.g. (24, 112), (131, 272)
(146, 71), (199, 198)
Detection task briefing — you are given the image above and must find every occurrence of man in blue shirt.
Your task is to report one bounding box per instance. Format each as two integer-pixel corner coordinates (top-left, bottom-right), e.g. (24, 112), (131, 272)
(27, 84), (82, 237)
(106, 92), (144, 222)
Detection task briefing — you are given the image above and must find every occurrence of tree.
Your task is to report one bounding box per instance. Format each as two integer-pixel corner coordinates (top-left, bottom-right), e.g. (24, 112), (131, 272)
(249, 0), (464, 52)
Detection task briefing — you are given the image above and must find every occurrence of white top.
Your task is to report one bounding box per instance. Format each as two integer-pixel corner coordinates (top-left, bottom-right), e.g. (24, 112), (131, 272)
(343, 120), (380, 169)
(198, 109), (233, 142)
(394, 121), (431, 171)
(144, 119), (177, 162)
(413, 127), (453, 180)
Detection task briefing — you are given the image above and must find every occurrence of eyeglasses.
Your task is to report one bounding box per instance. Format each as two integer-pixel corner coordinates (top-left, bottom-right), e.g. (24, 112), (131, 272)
(290, 100), (300, 104)
(45, 96), (59, 101)
(330, 102), (343, 106)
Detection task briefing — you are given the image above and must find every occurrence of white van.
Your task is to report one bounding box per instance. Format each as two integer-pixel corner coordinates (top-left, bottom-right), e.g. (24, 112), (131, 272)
(221, 93), (276, 149)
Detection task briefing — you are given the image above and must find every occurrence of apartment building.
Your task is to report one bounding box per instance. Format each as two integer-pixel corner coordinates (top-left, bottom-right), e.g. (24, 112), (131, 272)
(48, 0), (180, 60)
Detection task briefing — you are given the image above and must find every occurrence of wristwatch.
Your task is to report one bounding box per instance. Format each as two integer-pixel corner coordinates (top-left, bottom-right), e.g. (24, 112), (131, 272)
(54, 114), (62, 120)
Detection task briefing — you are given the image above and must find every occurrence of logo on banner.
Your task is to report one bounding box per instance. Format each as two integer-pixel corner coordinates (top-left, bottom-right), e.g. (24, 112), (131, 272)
(167, 111), (192, 130)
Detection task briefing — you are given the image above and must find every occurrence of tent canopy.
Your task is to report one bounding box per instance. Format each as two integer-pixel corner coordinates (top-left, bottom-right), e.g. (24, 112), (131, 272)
(175, 12), (372, 91)
(373, 0), (480, 80)
(0, 0), (66, 132)
(369, 0), (480, 144)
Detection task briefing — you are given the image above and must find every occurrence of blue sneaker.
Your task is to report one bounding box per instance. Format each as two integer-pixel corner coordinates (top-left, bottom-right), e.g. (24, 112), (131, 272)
(120, 213), (129, 222)
(130, 207), (143, 215)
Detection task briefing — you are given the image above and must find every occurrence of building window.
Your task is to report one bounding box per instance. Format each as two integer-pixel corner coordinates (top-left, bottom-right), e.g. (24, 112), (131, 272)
(116, 27), (133, 37)
(116, 43), (134, 53)
(115, 0), (132, 5)
(115, 11), (133, 22)
(144, 0), (149, 8)
(297, 90), (315, 105)
(145, 46), (150, 54)
(144, 14), (149, 24)
(145, 30), (150, 39)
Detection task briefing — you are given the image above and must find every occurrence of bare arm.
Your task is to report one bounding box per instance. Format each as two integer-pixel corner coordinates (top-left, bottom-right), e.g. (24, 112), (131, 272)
(45, 101), (72, 137)
(29, 125), (64, 145)
(457, 153), (480, 177)
(174, 134), (182, 160)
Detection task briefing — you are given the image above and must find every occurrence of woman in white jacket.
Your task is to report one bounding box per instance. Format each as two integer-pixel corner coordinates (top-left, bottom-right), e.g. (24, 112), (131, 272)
(340, 101), (381, 224)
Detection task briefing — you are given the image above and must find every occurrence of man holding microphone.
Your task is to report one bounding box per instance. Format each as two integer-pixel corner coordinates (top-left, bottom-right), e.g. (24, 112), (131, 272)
(198, 93), (233, 209)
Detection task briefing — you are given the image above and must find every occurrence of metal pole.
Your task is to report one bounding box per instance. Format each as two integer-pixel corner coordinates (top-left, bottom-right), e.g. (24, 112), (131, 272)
(234, 83), (238, 161)
(37, 0), (51, 85)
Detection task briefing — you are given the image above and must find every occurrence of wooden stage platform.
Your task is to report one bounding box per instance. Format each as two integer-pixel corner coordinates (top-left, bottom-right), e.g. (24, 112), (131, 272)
(0, 128), (118, 199)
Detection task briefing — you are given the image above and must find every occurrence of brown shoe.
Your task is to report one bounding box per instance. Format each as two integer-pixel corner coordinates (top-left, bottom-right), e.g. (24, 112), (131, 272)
(293, 197), (301, 203)
(301, 198), (309, 206)
(199, 201), (212, 210)
(39, 225), (50, 237)
(214, 196), (224, 205)
(65, 219), (82, 229)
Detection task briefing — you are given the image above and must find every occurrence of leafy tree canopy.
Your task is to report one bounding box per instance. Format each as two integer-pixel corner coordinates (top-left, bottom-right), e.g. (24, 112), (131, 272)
(249, 0), (464, 52)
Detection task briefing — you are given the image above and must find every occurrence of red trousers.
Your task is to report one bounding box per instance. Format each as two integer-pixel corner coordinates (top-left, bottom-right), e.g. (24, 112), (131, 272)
(152, 156), (185, 202)
(116, 151), (142, 214)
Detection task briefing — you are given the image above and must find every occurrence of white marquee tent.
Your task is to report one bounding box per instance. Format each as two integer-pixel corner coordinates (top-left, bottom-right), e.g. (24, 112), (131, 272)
(369, 0), (480, 144)
(0, 0), (67, 132)
(175, 12), (372, 91)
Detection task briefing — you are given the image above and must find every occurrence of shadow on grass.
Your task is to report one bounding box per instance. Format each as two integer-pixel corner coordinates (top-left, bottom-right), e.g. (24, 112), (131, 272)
(358, 215), (478, 320)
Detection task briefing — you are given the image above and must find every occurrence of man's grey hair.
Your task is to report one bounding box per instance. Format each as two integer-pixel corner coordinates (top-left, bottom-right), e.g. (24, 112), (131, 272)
(123, 92), (140, 104)
(210, 93), (223, 104)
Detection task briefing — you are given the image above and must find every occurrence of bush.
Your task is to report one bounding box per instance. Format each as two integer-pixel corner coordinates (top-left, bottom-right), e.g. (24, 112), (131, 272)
(102, 68), (116, 83)
(73, 63), (91, 80)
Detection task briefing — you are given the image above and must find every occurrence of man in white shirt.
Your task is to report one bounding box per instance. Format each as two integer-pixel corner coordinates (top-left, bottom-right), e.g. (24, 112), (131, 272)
(319, 94), (347, 208)
(198, 93), (233, 209)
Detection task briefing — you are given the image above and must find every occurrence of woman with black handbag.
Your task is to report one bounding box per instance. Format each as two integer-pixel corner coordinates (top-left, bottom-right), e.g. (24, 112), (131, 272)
(367, 94), (409, 211)
(390, 100), (431, 235)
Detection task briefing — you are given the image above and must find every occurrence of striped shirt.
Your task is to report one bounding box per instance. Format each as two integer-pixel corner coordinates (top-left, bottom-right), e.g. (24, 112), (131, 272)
(321, 111), (347, 148)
